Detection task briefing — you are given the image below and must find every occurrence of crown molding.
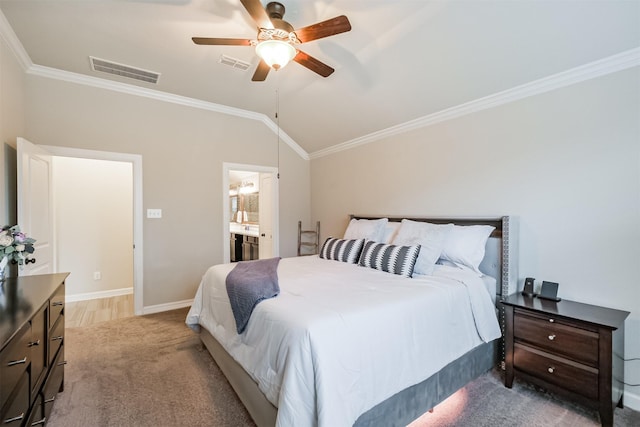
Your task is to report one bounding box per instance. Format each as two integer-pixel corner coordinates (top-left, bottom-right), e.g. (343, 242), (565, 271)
(0, 10), (32, 71)
(0, 6), (309, 161)
(27, 65), (310, 160)
(3, 6), (636, 164)
(309, 47), (640, 159)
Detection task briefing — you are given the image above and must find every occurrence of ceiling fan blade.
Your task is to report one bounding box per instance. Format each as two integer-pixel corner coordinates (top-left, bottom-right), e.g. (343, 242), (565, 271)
(252, 60), (271, 81)
(293, 50), (334, 78)
(192, 37), (252, 46)
(295, 15), (351, 43)
(240, 0), (274, 29)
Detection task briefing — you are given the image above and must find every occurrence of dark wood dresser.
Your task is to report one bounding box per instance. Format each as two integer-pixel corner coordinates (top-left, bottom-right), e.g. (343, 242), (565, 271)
(0, 273), (68, 426)
(502, 294), (629, 427)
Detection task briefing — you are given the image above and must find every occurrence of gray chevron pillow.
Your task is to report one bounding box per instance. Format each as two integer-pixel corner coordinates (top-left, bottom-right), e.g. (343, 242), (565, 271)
(319, 237), (365, 264)
(358, 240), (421, 278)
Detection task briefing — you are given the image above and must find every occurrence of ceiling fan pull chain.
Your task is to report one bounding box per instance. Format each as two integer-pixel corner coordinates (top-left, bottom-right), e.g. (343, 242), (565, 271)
(276, 87), (281, 180)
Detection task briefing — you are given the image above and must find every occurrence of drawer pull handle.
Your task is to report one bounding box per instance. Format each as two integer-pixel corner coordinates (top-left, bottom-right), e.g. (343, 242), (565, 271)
(44, 396), (56, 403)
(52, 336), (63, 341)
(4, 413), (25, 424)
(4, 413), (24, 424)
(31, 418), (46, 426)
(28, 340), (41, 347)
(7, 357), (27, 366)
(58, 361), (68, 366)
(548, 334), (556, 341)
(52, 301), (64, 306)
(548, 367), (555, 374)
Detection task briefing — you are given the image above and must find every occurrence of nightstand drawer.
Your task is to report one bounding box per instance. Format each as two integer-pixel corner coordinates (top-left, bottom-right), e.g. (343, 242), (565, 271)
(514, 309), (598, 366)
(514, 343), (598, 400)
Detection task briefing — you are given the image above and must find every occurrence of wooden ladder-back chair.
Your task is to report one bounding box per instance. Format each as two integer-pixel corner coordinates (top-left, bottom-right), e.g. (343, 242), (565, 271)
(297, 221), (320, 256)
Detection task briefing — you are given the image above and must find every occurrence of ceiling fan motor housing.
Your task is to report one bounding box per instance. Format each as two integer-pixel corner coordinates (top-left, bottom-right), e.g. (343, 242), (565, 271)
(266, 2), (286, 20)
(259, 2), (297, 43)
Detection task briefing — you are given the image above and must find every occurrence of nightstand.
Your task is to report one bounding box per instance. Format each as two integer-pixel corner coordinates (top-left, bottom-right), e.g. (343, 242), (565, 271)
(502, 294), (629, 427)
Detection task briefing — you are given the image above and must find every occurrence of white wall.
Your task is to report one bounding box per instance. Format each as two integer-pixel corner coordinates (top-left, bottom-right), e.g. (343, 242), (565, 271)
(53, 156), (133, 298)
(311, 67), (640, 408)
(0, 33), (24, 228)
(22, 74), (311, 309)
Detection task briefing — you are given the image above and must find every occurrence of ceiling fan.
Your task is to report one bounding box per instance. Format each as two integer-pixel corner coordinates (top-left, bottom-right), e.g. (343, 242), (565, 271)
(192, 0), (352, 81)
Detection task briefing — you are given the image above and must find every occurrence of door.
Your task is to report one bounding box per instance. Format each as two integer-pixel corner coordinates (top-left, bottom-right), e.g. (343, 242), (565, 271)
(258, 173), (273, 259)
(17, 138), (54, 275)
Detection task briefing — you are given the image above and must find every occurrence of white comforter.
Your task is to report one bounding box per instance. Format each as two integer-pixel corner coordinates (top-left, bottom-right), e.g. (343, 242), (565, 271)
(186, 256), (501, 427)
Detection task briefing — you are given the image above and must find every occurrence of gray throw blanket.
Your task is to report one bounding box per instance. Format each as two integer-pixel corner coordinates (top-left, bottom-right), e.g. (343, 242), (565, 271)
(226, 257), (281, 334)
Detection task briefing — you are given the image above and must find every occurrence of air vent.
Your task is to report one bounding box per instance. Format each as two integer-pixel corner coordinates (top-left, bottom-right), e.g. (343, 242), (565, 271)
(89, 56), (160, 84)
(219, 55), (251, 71)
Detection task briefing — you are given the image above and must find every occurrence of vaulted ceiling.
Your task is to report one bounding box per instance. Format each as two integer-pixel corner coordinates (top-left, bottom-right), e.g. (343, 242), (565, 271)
(1, 1), (638, 156)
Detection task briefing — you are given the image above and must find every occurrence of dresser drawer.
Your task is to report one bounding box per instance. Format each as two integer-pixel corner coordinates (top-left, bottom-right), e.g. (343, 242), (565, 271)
(1, 371), (29, 426)
(50, 283), (65, 326)
(49, 313), (64, 365)
(0, 322), (31, 410)
(514, 309), (599, 366)
(31, 303), (49, 396)
(514, 343), (598, 400)
(43, 346), (65, 422)
(28, 392), (44, 427)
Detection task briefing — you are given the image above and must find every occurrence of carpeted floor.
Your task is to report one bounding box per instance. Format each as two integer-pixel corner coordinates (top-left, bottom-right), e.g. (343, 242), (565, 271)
(48, 308), (640, 427)
(48, 308), (254, 427)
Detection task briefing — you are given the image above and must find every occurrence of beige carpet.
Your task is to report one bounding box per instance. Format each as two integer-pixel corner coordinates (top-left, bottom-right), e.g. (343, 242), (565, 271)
(48, 308), (640, 427)
(48, 308), (254, 427)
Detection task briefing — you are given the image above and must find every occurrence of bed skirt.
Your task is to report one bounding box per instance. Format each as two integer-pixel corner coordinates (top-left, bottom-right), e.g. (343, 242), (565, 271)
(199, 327), (497, 427)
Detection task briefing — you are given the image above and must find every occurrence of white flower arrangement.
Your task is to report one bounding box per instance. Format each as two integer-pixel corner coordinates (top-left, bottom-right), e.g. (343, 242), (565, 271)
(0, 225), (36, 272)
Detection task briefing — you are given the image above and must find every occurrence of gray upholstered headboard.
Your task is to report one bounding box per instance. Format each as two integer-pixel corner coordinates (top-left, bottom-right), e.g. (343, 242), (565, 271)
(350, 215), (518, 299)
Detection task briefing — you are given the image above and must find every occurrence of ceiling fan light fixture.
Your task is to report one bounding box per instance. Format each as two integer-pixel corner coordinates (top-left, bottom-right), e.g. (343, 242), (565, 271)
(255, 39), (296, 70)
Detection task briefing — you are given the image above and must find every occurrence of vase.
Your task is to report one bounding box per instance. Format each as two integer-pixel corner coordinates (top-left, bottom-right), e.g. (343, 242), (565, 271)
(0, 256), (7, 281)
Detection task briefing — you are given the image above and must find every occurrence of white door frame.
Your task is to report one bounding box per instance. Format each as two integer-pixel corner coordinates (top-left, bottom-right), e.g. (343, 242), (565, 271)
(42, 145), (144, 315)
(222, 162), (279, 263)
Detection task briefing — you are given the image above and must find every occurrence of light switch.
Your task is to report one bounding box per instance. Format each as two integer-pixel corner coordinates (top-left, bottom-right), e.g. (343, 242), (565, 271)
(147, 208), (162, 219)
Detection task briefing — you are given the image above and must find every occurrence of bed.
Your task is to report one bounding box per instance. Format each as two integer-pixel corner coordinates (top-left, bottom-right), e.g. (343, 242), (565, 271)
(186, 216), (517, 427)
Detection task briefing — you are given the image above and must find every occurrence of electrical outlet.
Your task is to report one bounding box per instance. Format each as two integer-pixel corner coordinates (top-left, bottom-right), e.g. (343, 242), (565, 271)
(147, 209), (162, 219)
(93, 271), (101, 280)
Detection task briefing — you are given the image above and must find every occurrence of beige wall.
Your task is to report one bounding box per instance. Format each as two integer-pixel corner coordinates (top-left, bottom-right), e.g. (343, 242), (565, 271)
(23, 75), (311, 307)
(53, 156), (133, 297)
(0, 35), (24, 227)
(311, 67), (640, 406)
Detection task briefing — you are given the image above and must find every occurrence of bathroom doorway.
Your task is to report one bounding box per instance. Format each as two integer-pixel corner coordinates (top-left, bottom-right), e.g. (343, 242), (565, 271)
(222, 163), (279, 263)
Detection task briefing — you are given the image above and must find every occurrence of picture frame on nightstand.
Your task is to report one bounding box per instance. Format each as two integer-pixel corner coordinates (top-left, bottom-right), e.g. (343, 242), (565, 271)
(538, 280), (561, 301)
(521, 277), (536, 297)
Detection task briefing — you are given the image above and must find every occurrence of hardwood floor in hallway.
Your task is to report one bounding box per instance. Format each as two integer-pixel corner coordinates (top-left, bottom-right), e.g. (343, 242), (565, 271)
(65, 294), (134, 327)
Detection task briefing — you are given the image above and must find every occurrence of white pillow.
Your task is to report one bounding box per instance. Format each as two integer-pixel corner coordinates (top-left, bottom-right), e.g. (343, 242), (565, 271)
(439, 224), (495, 276)
(382, 222), (401, 244)
(392, 219), (453, 276)
(343, 218), (388, 242)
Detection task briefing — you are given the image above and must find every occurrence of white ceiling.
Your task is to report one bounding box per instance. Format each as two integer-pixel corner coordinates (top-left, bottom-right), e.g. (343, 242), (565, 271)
(1, 0), (638, 155)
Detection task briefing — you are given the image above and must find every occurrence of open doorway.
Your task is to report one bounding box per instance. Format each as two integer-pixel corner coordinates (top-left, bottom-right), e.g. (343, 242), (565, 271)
(40, 144), (144, 315)
(222, 163), (279, 263)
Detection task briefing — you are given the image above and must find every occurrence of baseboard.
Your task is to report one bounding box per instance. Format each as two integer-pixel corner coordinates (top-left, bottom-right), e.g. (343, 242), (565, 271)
(142, 299), (193, 315)
(625, 389), (640, 411)
(66, 287), (133, 302)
